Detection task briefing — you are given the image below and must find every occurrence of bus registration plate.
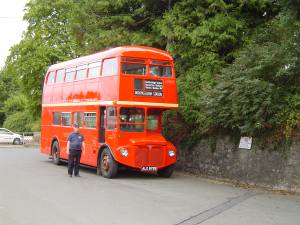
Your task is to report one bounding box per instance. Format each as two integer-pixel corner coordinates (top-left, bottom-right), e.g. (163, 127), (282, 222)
(141, 166), (157, 172)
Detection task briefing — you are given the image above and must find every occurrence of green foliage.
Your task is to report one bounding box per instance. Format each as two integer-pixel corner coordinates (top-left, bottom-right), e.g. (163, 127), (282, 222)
(1, 95), (27, 115)
(0, 94), (36, 132)
(69, 0), (170, 54)
(1, 0), (80, 118)
(156, 0), (280, 143)
(0, 0), (299, 141)
(204, 13), (300, 135)
(204, 77), (276, 134)
(3, 111), (33, 132)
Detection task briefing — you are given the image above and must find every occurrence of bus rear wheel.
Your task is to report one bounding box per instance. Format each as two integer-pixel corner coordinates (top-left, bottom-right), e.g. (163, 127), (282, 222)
(157, 164), (175, 178)
(51, 141), (61, 165)
(100, 148), (118, 178)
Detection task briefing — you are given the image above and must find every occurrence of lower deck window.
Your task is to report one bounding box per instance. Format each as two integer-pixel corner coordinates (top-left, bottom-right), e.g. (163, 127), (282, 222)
(74, 112), (83, 127)
(53, 112), (61, 125)
(62, 113), (71, 126)
(106, 107), (117, 130)
(147, 115), (159, 130)
(84, 113), (96, 128)
(147, 109), (161, 131)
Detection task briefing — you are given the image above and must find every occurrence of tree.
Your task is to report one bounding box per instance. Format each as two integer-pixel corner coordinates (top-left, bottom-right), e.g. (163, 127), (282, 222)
(156, 0), (278, 141)
(204, 4), (300, 134)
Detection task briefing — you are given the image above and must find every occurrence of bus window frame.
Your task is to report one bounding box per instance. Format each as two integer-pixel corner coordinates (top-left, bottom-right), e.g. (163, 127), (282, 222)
(106, 107), (117, 130)
(119, 107), (145, 133)
(87, 61), (101, 79)
(75, 64), (88, 81)
(149, 60), (173, 78)
(52, 112), (62, 126)
(55, 69), (65, 83)
(65, 67), (76, 83)
(146, 109), (162, 132)
(102, 57), (118, 76)
(46, 71), (56, 85)
(61, 112), (72, 127)
(121, 57), (147, 76)
(73, 112), (84, 128)
(84, 112), (97, 129)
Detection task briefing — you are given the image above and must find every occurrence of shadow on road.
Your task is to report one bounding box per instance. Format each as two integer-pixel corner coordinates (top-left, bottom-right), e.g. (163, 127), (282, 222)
(42, 159), (161, 179)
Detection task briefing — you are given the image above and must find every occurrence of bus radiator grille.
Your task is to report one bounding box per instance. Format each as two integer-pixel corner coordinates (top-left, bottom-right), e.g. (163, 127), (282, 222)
(135, 145), (164, 168)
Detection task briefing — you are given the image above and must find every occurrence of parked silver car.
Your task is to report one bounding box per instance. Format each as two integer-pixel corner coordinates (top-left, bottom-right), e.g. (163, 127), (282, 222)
(0, 128), (22, 145)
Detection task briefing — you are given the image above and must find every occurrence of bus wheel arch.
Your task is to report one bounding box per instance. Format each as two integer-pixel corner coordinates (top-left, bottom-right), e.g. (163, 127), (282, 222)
(97, 145), (118, 178)
(51, 138), (61, 165)
(157, 164), (175, 178)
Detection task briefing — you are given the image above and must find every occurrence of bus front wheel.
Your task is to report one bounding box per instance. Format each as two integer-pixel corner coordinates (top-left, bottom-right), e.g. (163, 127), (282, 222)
(100, 148), (118, 178)
(51, 141), (61, 165)
(157, 164), (175, 178)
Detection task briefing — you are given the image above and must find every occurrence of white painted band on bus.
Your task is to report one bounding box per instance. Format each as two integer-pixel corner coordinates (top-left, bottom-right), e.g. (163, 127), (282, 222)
(116, 101), (178, 108)
(42, 101), (178, 108)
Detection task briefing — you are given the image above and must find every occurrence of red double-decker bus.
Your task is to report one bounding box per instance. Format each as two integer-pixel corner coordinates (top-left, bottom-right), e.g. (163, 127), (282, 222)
(40, 46), (178, 178)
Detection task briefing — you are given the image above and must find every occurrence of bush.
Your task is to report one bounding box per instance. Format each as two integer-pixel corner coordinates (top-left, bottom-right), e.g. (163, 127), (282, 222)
(3, 111), (33, 132)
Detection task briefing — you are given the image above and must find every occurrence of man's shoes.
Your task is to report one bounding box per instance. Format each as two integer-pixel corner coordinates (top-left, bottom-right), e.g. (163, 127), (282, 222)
(74, 174), (81, 177)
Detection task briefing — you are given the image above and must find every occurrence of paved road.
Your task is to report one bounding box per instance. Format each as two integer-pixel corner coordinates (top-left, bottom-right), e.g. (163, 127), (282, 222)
(0, 147), (299, 225)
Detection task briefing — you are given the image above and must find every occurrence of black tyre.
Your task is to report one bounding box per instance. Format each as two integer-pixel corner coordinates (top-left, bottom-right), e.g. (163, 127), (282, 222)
(13, 138), (21, 145)
(100, 148), (118, 178)
(51, 141), (61, 165)
(96, 155), (102, 176)
(157, 164), (175, 178)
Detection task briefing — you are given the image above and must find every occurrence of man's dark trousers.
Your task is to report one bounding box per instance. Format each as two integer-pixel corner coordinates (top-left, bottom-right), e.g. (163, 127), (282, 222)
(68, 150), (82, 176)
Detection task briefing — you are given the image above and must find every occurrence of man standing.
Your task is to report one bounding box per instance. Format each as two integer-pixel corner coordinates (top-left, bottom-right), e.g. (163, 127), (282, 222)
(67, 125), (85, 177)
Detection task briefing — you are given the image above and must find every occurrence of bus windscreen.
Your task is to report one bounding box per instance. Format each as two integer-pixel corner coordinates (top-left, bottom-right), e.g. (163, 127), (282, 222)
(120, 108), (145, 132)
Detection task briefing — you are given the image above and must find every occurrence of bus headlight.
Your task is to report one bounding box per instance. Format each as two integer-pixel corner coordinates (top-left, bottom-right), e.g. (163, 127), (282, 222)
(168, 150), (175, 157)
(120, 148), (129, 157)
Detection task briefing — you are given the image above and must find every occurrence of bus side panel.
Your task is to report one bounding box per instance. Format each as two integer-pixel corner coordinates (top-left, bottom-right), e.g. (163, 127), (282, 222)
(53, 83), (63, 103)
(58, 125), (73, 160)
(42, 81), (52, 104)
(100, 76), (119, 101)
(40, 107), (52, 155)
(73, 79), (86, 102)
(86, 78), (100, 100)
(79, 105), (99, 167)
(62, 82), (73, 103)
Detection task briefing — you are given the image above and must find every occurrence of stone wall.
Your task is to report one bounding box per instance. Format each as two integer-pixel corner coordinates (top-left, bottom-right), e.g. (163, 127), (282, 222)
(176, 133), (300, 192)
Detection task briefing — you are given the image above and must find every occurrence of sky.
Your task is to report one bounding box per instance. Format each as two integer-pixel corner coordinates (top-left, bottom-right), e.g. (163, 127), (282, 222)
(0, 0), (28, 69)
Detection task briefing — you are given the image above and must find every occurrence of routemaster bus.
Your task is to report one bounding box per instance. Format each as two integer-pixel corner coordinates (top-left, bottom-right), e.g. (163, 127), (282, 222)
(40, 46), (178, 178)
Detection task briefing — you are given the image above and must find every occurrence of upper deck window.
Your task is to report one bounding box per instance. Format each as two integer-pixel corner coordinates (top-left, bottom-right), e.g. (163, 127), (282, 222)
(150, 66), (172, 77)
(56, 69), (65, 83)
(65, 68), (75, 82)
(149, 61), (172, 78)
(122, 58), (145, 63)
(121, 58), (146, 75)
(47, 71), (55, 84)
(88, 62), (101, 78)
(76, 65), (87, 80)
(150, 60), (171, 66)
(102, 58), (118, 76)
(122, 63), (146, 75)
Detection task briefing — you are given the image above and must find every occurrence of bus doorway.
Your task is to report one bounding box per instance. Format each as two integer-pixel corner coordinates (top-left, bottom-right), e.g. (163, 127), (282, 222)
(99, 107), (105, 143)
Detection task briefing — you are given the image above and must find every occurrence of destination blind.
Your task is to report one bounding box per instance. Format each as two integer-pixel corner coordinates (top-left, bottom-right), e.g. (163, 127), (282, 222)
(134, 79), (163, 97)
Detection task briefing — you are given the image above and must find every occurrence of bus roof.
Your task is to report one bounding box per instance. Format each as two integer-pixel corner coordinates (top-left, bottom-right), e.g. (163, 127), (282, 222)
(48, 46), (173, 71)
